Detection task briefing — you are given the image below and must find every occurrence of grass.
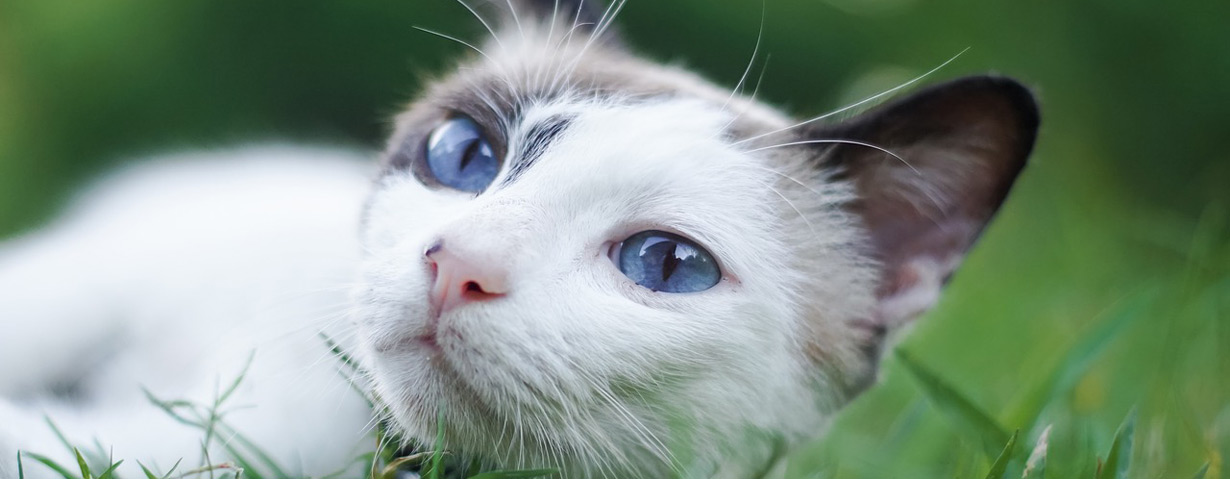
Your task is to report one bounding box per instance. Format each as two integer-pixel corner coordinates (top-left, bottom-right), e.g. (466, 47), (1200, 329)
(792, 205), (1229, 478)
(17, 258), (1225, 479)
(16, 348), (556, 479)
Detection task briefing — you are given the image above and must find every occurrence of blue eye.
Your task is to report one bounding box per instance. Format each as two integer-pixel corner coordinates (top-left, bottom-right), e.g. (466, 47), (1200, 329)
(425, 117), (500, 193)
(617, 231), (721, 293)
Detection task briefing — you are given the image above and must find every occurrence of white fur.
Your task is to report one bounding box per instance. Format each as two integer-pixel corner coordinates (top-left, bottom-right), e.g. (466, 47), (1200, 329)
(0, 147), (375, 478)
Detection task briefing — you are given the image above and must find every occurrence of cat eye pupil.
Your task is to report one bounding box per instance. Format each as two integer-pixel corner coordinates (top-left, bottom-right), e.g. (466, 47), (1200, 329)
(660, 243), (680, 281)
(459, 140), (481, 170)
(423, 116), (499, 193)
(617, 231), (720, 293)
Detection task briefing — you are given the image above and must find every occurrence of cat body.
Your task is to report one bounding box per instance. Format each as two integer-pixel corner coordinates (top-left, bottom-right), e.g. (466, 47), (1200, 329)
(0, 148), (375, 476)
(0, 1), (1039, 478)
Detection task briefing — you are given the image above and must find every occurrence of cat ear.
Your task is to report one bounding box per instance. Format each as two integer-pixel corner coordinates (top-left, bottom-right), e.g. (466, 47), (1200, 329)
(810, 75), (1039, 328)
(503, 0), (623, 45)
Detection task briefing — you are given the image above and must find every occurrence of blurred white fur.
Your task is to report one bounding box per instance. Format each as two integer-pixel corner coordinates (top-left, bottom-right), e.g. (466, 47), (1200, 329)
(0, 147), (375, 478)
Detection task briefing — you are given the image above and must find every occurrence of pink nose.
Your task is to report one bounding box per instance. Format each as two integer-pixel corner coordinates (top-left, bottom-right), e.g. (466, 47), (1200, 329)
(425, 241), (509, 313)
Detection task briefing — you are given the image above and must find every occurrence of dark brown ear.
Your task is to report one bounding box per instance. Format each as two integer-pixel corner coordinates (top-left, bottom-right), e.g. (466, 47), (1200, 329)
(811, 75), (1039, 327)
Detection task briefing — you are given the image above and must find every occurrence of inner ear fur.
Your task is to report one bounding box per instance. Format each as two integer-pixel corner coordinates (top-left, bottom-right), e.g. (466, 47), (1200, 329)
(810, 75), (1040, 328)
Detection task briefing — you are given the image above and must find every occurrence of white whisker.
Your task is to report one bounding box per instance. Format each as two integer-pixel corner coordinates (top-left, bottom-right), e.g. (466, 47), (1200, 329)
(758, 179), (818, 238)
(735, 47), (969, 145)
(412, 26), (498, 66)
(454, 0), (506, 53)
(722, 54), (772, 132)
(721, 0), (766, 113)
(504, 0), (527, 41)
(748, 139), (919, 173)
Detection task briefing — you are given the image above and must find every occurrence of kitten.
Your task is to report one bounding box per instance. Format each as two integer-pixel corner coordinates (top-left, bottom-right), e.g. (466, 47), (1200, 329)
(0, 1), (1039, 478)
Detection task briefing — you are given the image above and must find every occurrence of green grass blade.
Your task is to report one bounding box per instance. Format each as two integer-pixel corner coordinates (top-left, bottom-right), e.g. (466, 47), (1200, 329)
(1097, 410), (1136, 479)
(1021, 425), (1050, 479)
(1008, 291), (1155, 428)
(141, 388), (204, 429)
(422, 408), (447, 479)
(81, 441), (111, 475)
(1189, 462), (1209, 479)
(21, 452), (80, 479)
(216, 352), (256, 407)
(320, 333), (363, 374)
(42, 417), (77, 457)
(211, 443), (263, 479)
(138, 461), (160, 479)
(214, 423), (289, 479)
(378, 453), (432, 479)
(466, 470), (557, 479)
(161, 458), (183, 479)
(96, 459), (123, 479)
(17, 452), (24, 479)
(895, 349), (1010, 459)
(983, 430), (1018, 479)
(73, 448), (92, 479)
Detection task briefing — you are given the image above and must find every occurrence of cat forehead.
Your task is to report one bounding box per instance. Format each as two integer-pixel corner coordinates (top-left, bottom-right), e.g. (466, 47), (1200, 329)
(502, 99), (768, 202)
(384, 21), (792, 162)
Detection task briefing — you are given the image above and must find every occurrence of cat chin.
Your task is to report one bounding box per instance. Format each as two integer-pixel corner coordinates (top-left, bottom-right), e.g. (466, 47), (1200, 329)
(364, 308), (826, 479)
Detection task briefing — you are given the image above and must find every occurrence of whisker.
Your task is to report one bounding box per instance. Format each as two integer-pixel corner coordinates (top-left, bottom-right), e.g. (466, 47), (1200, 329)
(721, 0), (766, 113)
(588, 0), (626, 47)
(747, 139), (919, 174)
(504, 0), (527, 41)
(722, 54), (772, 133)
(528, 0), (563, 92)
(735, 47), (969, 145)
(412, 26), (498, 66)
(550, 0), (625, 96)
(758, 179), (818, 238)
(748, 165), (828, 201)
(453, 0), (506, 53)
(545, 11), (598, 97)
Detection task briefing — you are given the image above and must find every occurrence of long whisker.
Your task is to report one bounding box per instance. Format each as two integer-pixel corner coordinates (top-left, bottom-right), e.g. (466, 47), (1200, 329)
(747, 139), (919, 174)
(589, 0), (627, 47)
(550, 0), (625, 97)
(721, 0), (766, 113)
(722, 54), (772, 132)
(529, 0), (563, 92)
(457, 0), (504, 52)
(748, 165), (830, 202)
(758, 179), (817, 238)
(412, 26), (498, 65)
(504, 0), (527, 41)
(735, 48), (969, 145)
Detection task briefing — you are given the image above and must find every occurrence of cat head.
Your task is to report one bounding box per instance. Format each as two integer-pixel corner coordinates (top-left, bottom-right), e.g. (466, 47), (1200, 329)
(352, 1), (1038, 476)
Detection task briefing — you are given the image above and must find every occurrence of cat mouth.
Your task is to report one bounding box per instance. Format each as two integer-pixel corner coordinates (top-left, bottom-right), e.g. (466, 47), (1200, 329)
(414, 332), (443, 355)
(415, 304), (445, 355)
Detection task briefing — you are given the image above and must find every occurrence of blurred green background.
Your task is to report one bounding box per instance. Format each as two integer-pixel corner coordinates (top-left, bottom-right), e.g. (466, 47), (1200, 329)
(0, 0), (1225, 477)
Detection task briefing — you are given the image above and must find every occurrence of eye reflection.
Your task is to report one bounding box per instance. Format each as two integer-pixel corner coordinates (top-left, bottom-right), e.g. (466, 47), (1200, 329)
(616, 231), (720, 293)
(423, 116), (499, 193)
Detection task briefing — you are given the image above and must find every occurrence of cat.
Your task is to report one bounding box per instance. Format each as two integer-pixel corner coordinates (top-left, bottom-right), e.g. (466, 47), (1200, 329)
(0, 0), (1039, 478)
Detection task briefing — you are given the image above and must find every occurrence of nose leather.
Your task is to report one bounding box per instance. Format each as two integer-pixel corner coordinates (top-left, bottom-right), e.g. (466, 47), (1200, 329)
(425, 241), (509, 313)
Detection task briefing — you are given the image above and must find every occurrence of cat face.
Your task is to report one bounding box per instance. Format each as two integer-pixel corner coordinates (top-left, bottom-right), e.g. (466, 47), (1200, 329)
(353, 1), (1038, 476)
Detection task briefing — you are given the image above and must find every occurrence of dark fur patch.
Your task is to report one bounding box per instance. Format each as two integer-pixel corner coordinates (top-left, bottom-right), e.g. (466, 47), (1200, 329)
(502, 115), (573, 187)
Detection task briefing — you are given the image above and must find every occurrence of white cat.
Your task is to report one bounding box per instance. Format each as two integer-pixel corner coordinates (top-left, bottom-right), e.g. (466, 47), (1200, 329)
(0, 1), (1039, 478)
